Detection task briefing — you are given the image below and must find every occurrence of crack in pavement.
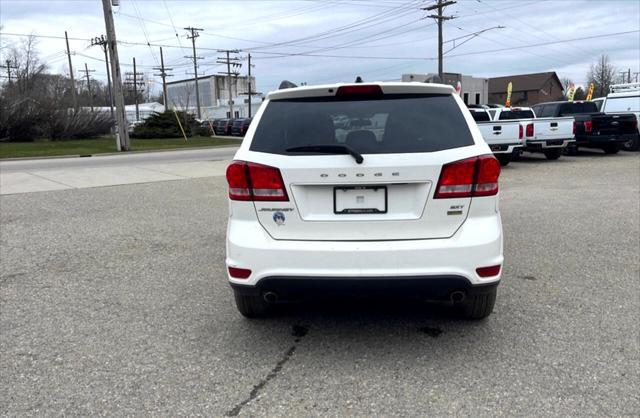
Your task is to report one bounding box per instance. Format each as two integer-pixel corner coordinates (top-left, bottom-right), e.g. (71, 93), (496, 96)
(226, 325), (309, 416)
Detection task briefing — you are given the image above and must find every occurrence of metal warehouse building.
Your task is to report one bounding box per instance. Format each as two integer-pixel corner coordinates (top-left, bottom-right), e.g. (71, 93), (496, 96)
(166, 74), (261, 119)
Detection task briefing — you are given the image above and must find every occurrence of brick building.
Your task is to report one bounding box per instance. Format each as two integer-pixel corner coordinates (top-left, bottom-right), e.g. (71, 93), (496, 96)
(488, 72), (564, 106)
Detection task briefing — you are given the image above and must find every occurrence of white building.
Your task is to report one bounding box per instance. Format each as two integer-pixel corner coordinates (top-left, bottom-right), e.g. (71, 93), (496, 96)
(166, 75), (262, 119)
(402, 73), (489, 105)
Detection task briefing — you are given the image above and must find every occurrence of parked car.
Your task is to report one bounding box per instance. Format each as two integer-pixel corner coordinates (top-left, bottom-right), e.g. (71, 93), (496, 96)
(469, 108), (523, 166)
(601, 83), (640, 151)
(492, 107), (574, 160)
(225, 82), (503, 319)
(215, 119), (234, 136)
(231, 118), (252, 136)
(532, 100), (637, 154)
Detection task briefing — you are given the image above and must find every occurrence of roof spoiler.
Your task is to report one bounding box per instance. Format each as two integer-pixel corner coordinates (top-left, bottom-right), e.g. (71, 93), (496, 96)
(278, 80), (298, 89)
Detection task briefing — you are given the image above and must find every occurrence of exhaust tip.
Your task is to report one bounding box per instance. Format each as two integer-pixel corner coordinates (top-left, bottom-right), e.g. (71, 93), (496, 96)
(450, 290), (466, 303)
(263, 292), (278, 304)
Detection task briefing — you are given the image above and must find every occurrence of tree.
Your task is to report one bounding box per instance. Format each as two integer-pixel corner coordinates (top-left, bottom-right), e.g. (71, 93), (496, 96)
(586, 55), (616, 97)
(560, 76), (573, 93)
(574, 87), (586, 101)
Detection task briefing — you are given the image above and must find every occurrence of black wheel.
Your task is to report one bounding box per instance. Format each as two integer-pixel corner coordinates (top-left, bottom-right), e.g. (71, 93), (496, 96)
(543, 148), (563, 160)
(496, 154), (511, 166)
(623, 137), (639, 152)
(459, 288), (497, 320)
(565, 143), (578, 156)
(603, 144), (620, 154)
(233, 290), (272, 318)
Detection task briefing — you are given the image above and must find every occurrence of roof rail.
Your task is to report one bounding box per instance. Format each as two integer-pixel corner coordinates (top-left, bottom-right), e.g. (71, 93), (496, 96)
(610, 82), (640, 93)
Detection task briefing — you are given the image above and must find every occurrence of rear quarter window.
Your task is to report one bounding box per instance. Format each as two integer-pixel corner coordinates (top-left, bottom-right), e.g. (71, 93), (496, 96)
(249, 94), (475, 154)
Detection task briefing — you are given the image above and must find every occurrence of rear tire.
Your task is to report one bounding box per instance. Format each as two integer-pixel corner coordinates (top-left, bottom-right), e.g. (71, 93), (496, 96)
(233, 290), (272, 318)
(603, 144), (620, 154)
(623, 137), (639, 152)
(565, 143), (578, 156)
(496, 154), (511, 166)
(459, 288), (497, 320)
(543, 148), (563, 160)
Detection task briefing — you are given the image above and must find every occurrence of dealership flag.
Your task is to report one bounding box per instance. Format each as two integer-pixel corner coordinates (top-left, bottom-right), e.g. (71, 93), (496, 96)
(567, 83), (576, 101)
(586, 83), (595, 101)
(505, 82), (512, 107)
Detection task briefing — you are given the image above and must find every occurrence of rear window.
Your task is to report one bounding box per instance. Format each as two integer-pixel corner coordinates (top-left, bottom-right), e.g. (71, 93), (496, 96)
(558, 102), (599, 115)
(498, 109), (534, 120)
(249, 94), (474, 155)
(470, 111), (491, 122)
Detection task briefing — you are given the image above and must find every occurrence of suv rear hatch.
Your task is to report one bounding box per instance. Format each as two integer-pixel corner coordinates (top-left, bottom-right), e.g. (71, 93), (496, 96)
(242, 85), (487, 241)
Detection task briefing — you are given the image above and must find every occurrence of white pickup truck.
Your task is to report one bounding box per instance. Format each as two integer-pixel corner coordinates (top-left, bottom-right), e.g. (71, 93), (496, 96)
(469, 108), (523, 166)
(492, 107), (574, 160)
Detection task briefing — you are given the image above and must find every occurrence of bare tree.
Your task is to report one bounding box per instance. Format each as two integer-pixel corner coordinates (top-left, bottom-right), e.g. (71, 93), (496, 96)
(586, 55), (617, 97)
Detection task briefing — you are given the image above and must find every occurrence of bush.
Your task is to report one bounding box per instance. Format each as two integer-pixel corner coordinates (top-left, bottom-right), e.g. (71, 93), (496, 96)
(0, 99), (112, 141)
(131, 110), (196, 139)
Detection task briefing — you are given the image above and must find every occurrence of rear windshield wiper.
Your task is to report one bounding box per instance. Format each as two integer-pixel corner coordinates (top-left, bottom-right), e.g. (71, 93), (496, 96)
(286, 144), (364, 164)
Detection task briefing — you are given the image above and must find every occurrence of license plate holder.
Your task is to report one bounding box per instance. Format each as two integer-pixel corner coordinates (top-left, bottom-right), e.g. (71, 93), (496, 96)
(334, 186), (387, 214)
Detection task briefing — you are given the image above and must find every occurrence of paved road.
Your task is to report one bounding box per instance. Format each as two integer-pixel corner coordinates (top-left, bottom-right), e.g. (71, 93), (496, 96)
(0, 147), (239, 195)
(1, 152), (638, 416)
(0, 147), (240, 173)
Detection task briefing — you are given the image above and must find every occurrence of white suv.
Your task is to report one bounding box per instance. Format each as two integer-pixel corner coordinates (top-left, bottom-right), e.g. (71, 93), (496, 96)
(225, 82), (503, 319)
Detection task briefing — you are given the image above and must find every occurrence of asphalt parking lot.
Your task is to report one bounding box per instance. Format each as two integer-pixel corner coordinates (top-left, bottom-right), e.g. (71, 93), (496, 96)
(1, 151), (638, 416)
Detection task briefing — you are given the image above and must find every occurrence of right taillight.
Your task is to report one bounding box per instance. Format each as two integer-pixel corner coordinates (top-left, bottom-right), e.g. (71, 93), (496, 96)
(435, 155), (500, 199)
(226, 161), (289, 201)
(525, 123), (534, 137)
(583, 120), (593, 133)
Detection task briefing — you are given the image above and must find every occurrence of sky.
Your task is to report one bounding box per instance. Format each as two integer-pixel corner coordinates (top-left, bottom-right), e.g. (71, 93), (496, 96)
(0, 0), (639, 95)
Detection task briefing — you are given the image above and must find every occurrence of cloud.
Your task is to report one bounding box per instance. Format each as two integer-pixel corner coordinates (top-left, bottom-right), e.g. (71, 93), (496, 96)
(0, 0), (638, 93)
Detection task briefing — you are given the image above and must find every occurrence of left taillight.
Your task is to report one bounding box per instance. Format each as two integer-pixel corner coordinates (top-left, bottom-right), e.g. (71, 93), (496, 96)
(525, 123), (534, 137)
(226, 161), (289, 201)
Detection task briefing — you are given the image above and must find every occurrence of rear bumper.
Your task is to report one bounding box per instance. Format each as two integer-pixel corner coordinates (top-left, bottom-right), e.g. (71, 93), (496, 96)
(231, 276), (499, 301)
(576, 134), (628, 145)
(226, 212), (503, 288)
(489, 143), (522, 154)
(525, 138), (574, 150)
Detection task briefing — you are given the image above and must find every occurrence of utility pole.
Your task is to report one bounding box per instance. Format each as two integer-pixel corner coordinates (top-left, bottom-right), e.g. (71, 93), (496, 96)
(101, 0), (130, 151)
(133, 58), (139, 121)
(241, 54), (260, 118)
(1, 59), (18, 82)
(184, 27), (204, 119)
(423, 0), (456, 81)
(65, 31), (79, 114)
(153, 47), (173, 108)
(124, 60), (144, 121)
(91, 35), (114, 118)
(79, 63), (96, 111)
(247, 53), (253, 118)
(217, 49), (241, 118)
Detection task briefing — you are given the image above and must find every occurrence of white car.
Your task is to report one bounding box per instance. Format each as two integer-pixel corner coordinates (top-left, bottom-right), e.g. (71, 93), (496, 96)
(225, 82), (503, 319)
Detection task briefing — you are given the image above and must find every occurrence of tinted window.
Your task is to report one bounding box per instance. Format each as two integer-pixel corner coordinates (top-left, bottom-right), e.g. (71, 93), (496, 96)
(471, 111), (491, 122)
(558, 102), (599, 115)
(498, 109), (534, 120)
(250, 94), (474, 155)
